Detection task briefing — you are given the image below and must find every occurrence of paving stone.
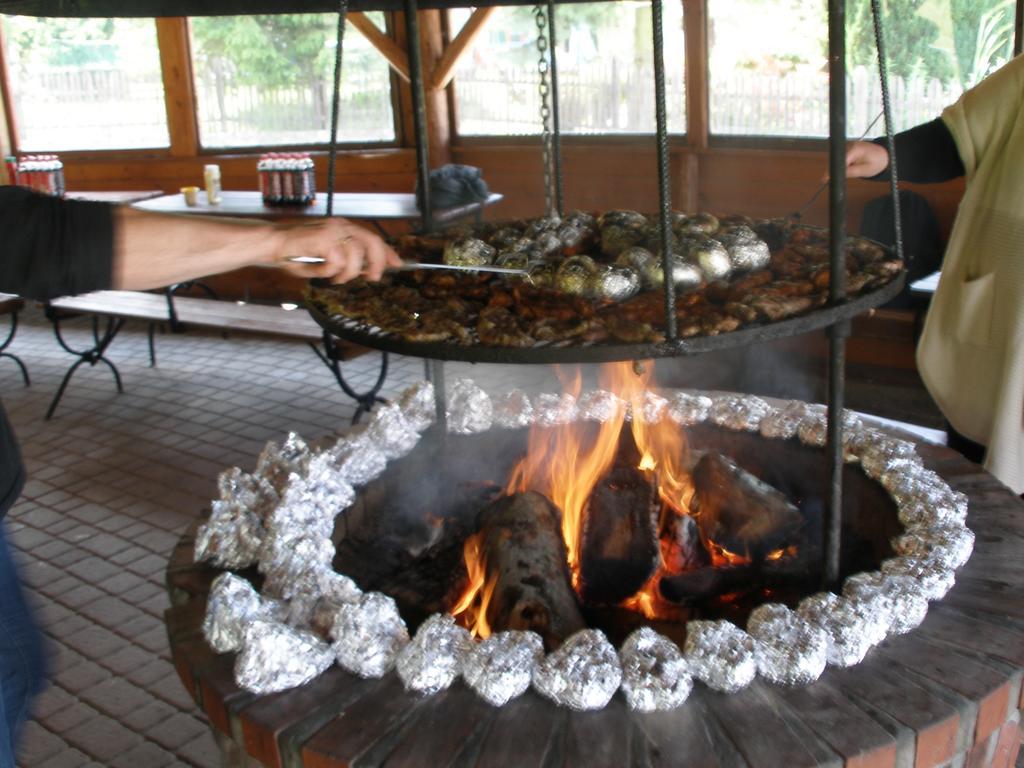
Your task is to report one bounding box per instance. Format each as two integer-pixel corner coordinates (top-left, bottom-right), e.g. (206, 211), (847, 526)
(143, 712), (209, 751)
(118, 697), (181, 733)
(124, 656), (176, 689)
(62, 624), (127, 660)
(16, 719), (66, 765)
(79, 676), (158, 719)
(78, 595), (139, 630)
(62, 713), (143, 763)
(108, 739), (178, 768)
(65, 556), (122, 584)
(174, 729), (222, 768)
(41, 699), (104, 734)
(29, 683), (78, 720)
(78, 533), (132, 558)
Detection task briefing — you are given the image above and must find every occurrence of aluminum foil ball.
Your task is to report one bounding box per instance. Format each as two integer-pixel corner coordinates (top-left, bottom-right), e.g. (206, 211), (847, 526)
(397, 380), (436, 433)
(535, 230), (563, 257)
(488, 227), (526, 251)
(525, 215), (561, 237)
(533, 392), (577, 426)
(555, 255), (598, 296)
(746, 603), (828, 686)
(533, 629), (622, 711)
(328, 431), (388, 488)
(897, 494), (968, 528)
(796, 592), (877, 667)
(630, 390), (668, 424)
(759, 400), (809, 440)
(682, 236), (732, 281)
(330, 592), (409, 678)
(842, 571), (929, 635)
(495, 250), (531, 271)
(203, 573), (266, 653)
(256, 433), (311, 493)
(615, 245), (656, 273)
(667, 392), (713, 426)
(446, 378), (493, 434)
(492, 389), (535, 429)
(588, 264), (641, 302)
(556, 222), (587, 250)
(880, 556), (956, 601)
(195, 498), (265, 570)
(463, 630), (544, 707)
(858, 437), (922, 480)
(619, 627), (692, 711)
(879, 464), (964, 511)
(527, 259), (559, 289)
(599, 212), (650, 258)
(796, 406), (864, 454)
(709, 394), (771, 431)
(634, 253), (704, 291)
(443, 237), (496, 267)
(235, 619), (334, 695)
(396, 613), (473, 695)
(892, 523), (975, 570)
(365, 403), (421, 460)
(716, 225), (771, 272)
(577, 389), (625, 423)
(683, 620), (757, 693)
(675, 212), (720, 236)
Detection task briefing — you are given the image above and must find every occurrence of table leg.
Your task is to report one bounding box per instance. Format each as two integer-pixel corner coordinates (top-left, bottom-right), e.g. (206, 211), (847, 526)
(44, 306), (125, 420)
(0, 311), (29, 387)
(309, 332), (389, 425)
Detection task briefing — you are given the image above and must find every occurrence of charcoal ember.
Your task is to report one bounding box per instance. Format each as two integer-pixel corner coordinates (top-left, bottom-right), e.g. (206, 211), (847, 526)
(398, 380), (436, 432)
(443, 237), (495, 267)
(203, 573), (267, 653)
(716, 225), (770, 272)
(463, 630), (544, 707)
(619, 627), (692, 711)
(746, 603), (828, 686)
(842, 571), (928, 635)
(555, 255), (598, 295)
(796, 592), (876, 667)
(683, 620), (757, 693)
(366, 403), (421, 459)
(235, 619), (334, 695)
(892, 524), (974, 570)
(533, 629), (622, 711)
(396, 613), (473, 695)
(858, 436), (922, 479)
(492, 389), (534, 429)
(195, 499), (265, 569)
(797, 406), (863, 449)
(577, 389), (625, 423)
(534, 392), (577, 426)
(328, 431), (388, 487)
(709, 394), (771, 431)
(329, 592), (409, 678)
(880, 556), (956, 600)
(256, 433), (311, 492)
(447, 378), (493, 434)
(630, 391), (668, 424)
(588, 264), (641, 302)
(759, 401), (809, 440)
(667, 392), (713, 426)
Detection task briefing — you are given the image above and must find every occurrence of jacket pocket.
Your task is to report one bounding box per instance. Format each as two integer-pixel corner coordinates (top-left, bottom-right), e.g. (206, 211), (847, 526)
(953, 271), (996, 347)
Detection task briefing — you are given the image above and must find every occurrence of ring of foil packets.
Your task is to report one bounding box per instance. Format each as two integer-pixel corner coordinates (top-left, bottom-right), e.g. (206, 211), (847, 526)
(198, 381), (974, 709)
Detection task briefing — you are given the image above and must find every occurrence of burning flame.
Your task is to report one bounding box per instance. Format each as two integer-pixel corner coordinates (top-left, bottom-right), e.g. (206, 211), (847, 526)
(451, 532), (497, 638)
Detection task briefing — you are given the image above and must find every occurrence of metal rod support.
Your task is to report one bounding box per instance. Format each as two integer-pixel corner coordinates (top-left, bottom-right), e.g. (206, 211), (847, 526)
(650, 0), (677, 341)
(546, 0), (564, 216)
(326, 0), (350, 217)
(824, 0), (847, 588)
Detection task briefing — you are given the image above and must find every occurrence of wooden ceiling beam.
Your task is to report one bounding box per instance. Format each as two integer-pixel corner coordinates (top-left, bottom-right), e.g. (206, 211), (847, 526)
(349, 12), (411, 82)
(428, 7), (495, 92)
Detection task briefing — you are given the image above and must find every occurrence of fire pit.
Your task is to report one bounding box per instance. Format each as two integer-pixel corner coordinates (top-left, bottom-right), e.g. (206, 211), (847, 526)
(165, 375), (1024, 768)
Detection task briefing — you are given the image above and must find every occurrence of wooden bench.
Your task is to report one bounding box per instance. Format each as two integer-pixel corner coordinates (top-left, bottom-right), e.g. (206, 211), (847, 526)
(0, 293), (29, 386)
(44, 290), (388, 421)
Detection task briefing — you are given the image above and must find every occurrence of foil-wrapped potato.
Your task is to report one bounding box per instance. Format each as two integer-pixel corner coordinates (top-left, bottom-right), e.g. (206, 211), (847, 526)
(443, 237), (496, 267)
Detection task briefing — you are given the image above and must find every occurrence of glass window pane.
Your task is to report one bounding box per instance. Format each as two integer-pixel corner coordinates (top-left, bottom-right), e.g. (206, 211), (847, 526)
(2, 16), (169, 151)
(190, 13), (396, 149)
(709, 0), (1016, 139)
(451, 2), (684, 136)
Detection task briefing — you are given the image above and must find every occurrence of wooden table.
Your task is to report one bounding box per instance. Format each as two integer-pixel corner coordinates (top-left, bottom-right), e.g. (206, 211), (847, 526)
(65, 190), (164, 205)
(133, 190), (504, 235)
(165, 438), (1024, 768)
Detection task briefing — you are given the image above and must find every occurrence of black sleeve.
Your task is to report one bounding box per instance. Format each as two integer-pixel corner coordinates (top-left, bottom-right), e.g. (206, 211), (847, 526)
(0, 187), (115, 301)
(868, 118), (965, 183)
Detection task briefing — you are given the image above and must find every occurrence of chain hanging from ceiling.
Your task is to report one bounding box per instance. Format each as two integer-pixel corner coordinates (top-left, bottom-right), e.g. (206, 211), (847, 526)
(533, 4), (555, 218)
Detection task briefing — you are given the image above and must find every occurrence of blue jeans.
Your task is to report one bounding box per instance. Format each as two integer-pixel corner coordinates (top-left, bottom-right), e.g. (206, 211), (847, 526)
(0, 523), (46, 768)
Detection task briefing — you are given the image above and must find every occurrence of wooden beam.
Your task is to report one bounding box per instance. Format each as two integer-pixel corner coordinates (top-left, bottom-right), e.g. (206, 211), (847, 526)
(428, 7), (496, 92)
(419, 10), (452, 165)
(155, 18), (199, 157)
(349, 12), (410, 83)
(0, 23), (19, 161)
(682, 0), (708, 151)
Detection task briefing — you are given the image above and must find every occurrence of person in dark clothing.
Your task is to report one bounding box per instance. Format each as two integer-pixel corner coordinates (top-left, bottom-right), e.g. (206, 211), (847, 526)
(0, 186), (399, 765)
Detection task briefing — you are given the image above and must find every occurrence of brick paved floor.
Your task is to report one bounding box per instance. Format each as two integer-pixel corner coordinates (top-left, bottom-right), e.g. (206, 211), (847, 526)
(0, 305), (956, 767)
(1, 307), (569, 768)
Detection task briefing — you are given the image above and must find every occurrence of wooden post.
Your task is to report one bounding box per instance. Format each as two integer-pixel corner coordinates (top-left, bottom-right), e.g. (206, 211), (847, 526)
(155, 18), (199, 157)
(682, 0), (707, 212)
(418, 9), (452, 167)
(0, 24), (18, 166)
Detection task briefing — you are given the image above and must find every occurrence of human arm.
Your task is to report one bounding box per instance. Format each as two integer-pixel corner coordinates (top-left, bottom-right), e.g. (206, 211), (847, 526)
(113, 206), (401, 291)
(845, 118), (965, 183)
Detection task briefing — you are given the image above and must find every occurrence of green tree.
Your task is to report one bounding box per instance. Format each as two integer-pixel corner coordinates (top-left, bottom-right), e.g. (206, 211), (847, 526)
(847, 0), (953, 83)
(949, 0), (1014, 87)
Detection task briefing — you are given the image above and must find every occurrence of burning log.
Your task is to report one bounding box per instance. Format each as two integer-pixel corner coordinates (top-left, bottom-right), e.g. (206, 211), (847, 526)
(658, 564), (756, 602)
(477, 491), (586, 650)
(660, 509), (710, 573)
(691, 453), (803, 561)
(579, 464), (661, 605)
